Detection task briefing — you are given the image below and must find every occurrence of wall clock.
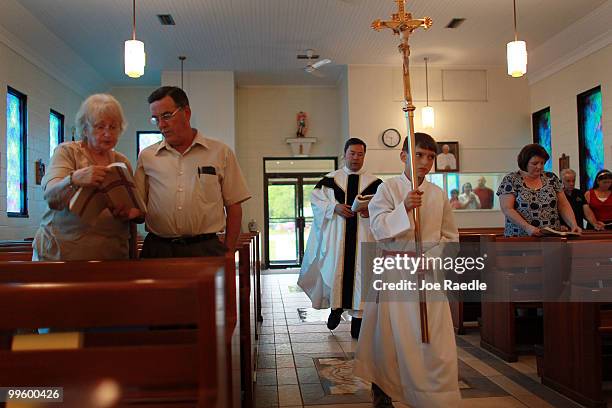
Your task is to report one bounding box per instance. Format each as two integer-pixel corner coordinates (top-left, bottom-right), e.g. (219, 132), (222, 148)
(381, 128), (401, 148)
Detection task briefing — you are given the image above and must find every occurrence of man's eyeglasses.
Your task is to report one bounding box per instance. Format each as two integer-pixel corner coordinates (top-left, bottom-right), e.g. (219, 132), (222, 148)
(150, 107), (182, 126)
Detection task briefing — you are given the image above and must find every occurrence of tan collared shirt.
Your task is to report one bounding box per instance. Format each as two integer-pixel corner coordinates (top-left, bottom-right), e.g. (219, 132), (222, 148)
(134, 131), (251, 238)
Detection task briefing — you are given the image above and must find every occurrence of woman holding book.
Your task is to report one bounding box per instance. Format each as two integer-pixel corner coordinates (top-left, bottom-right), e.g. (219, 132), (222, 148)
(496, 144), (580, 237)
(32, 94), (141, 261)
(585, 169), (612, 230)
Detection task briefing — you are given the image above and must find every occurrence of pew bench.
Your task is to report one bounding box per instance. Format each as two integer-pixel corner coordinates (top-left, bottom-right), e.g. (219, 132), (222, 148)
(479, 235), (566, 362)
(0, 275), (219, 406)
(0, 258), (234, 408)
(542, 239), (612, 407)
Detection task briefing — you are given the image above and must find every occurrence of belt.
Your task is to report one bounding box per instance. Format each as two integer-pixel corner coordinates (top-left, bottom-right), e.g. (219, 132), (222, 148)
(148, 233), (218, 245)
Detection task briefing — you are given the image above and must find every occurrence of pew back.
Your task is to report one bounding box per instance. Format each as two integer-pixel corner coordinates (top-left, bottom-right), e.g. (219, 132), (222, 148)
(0, 277), (217, 406)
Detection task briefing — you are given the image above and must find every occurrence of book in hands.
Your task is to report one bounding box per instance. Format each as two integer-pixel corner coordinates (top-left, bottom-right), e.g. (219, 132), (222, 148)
(69, 162), (146, 224)
(351, 194), (374, 212)
(540, 227), (580, 237)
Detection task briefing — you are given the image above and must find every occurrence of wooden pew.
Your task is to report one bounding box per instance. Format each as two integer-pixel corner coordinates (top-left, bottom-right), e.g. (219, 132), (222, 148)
(449, 229), (502, 334)
(542, 239), (612, 407)
(0, 251), (32, 261)
(0, 270), (221, 406)
(0, 258), (236, 408)
(479, 235), (565, 362)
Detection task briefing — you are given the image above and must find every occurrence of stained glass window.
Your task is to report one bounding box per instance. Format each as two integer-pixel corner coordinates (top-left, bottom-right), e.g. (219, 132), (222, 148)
(137, 131), (163, 155)
(577, 86), (603, 190)
(49, 110), (64, 157)
(6, 87), (28, 216)
(532, 107), (552, 172)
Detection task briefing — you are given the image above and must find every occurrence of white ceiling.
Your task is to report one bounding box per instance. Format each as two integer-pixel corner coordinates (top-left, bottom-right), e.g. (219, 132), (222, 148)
(12, 0), (609, 86)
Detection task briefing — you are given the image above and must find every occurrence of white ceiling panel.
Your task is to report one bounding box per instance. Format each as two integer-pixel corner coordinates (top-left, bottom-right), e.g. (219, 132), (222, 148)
(12, 0), (609, 86)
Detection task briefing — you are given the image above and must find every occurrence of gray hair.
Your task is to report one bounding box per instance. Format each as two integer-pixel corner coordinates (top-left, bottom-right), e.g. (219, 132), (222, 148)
(75, 94), (127, 142)
(560, 168), (576, 179)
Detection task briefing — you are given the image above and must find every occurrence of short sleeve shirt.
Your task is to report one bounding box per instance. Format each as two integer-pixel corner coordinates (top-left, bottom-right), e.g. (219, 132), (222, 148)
(496, 171), (563, 237)
(134, 130), (251, 238)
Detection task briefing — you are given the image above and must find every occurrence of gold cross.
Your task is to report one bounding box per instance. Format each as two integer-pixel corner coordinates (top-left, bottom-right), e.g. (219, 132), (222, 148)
(371, 0), (433, 344)
(372, 0), (432, 35)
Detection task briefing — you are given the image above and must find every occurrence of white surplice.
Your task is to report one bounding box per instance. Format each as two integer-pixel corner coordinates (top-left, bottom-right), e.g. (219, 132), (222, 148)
(353, 174), (461, 407)
(298, 167), (382, 315)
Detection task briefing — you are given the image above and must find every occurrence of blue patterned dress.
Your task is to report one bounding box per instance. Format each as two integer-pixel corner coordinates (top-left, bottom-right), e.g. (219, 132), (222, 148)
(496, 171), (563, 237)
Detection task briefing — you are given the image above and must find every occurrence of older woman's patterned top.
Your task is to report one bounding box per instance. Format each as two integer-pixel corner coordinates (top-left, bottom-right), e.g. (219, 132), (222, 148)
(496, 171), (563, 237)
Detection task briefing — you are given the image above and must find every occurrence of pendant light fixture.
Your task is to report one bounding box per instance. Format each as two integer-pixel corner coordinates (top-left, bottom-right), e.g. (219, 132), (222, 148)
(507, 0), (527, 78)
(125, 0), (146, 78)
(179, 56), (186, 88)
(421, 57), (435, 129)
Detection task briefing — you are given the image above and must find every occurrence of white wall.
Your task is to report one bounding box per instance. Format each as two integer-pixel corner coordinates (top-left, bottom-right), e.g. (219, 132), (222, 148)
(111, 86), (160, 167)
(530, 43), (612, 179)
(162, 71), (236, 149)
(235, 86), (341, 235)
(0, 41), (84, 239)
(345, 65), (532, 227)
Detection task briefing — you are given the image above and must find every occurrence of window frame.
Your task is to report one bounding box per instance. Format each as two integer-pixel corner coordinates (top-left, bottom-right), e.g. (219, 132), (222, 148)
(6, 86), (28, 218)
(531, 106), (552, 173)
(577, 85), (603, 191)
(136, 130), (163, 155)
(49, 109), (65, 157)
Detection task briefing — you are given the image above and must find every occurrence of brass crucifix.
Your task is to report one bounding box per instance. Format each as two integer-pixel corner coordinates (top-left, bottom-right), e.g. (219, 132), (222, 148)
(372, 0), (432, 343)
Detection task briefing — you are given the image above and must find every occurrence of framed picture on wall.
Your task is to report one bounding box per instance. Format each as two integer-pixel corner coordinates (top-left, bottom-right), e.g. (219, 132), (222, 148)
(435, 141), (459, 172)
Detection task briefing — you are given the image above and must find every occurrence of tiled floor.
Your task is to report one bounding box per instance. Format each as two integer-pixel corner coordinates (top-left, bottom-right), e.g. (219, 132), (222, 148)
(254, 273), (587, 408)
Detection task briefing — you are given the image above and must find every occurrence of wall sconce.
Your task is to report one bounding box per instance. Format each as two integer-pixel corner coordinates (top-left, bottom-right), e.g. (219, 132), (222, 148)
(35, 159), (46, 185)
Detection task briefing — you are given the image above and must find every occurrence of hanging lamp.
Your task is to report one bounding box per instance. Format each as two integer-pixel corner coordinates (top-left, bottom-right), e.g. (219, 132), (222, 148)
(507, 0), (527, 77)
(421, 57), (435, 128)
(125, 0), (146, 78)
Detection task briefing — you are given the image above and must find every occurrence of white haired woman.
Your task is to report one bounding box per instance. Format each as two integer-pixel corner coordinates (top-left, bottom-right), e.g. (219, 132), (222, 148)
(33, 94), (142, 261)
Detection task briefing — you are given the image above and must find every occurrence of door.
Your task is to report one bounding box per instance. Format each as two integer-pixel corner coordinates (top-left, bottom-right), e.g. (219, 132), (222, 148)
(263, 157), (337, 268)
(267, 179), (299, 266)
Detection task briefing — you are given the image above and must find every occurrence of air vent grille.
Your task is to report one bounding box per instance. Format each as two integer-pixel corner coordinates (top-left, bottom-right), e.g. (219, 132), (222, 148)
(446, 18), (465, 29)
(157, 14), (176, 26)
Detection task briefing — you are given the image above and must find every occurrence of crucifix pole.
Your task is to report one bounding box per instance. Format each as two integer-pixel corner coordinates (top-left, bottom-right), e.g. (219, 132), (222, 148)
(372, 0), (433, 343)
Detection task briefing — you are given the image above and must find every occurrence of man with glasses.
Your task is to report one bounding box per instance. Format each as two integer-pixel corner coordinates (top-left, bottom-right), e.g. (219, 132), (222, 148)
(134, 86), (250, 257)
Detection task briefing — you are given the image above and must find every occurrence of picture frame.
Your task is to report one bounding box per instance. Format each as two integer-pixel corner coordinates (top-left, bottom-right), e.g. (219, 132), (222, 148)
(435, 141), (459, 172)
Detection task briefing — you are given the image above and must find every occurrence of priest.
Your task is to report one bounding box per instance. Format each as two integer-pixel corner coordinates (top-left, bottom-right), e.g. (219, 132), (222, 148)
(298, 138), (382, 338)
(354, 133), (461, 407)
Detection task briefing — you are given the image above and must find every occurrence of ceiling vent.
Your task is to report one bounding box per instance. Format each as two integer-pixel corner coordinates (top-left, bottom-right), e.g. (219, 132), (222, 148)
(157, 14), (176, 26)
(445, 18), (465, 29)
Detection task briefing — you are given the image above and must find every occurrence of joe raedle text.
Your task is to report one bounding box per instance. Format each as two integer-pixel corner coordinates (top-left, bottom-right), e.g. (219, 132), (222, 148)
(372, 279), (487, 292)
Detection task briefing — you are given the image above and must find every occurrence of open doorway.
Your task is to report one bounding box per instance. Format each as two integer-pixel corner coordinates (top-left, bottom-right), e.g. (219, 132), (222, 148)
(264, 157), (337, 268)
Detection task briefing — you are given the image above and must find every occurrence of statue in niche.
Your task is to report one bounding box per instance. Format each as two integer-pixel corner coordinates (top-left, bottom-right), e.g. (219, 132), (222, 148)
(296, 111), (308, 138)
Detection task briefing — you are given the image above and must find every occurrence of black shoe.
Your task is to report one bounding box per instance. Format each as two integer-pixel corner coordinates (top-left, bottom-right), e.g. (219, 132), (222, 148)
(351, 317), (362, 339)
(327, 308), (343, 330)
(371, 383), (394, 408)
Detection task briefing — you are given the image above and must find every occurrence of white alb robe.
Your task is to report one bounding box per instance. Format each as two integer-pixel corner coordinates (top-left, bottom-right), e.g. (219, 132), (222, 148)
(353, 174), (461, 407)
(298, 167), (382, 315)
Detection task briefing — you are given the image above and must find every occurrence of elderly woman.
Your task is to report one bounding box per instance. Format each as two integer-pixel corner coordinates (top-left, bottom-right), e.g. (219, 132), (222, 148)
(33, 94), (141, 261)
(585, 169), (612, 229)
(560, 168), (603, 230)
(497, 144), (580, 237)
(458, 182), (481, 209)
